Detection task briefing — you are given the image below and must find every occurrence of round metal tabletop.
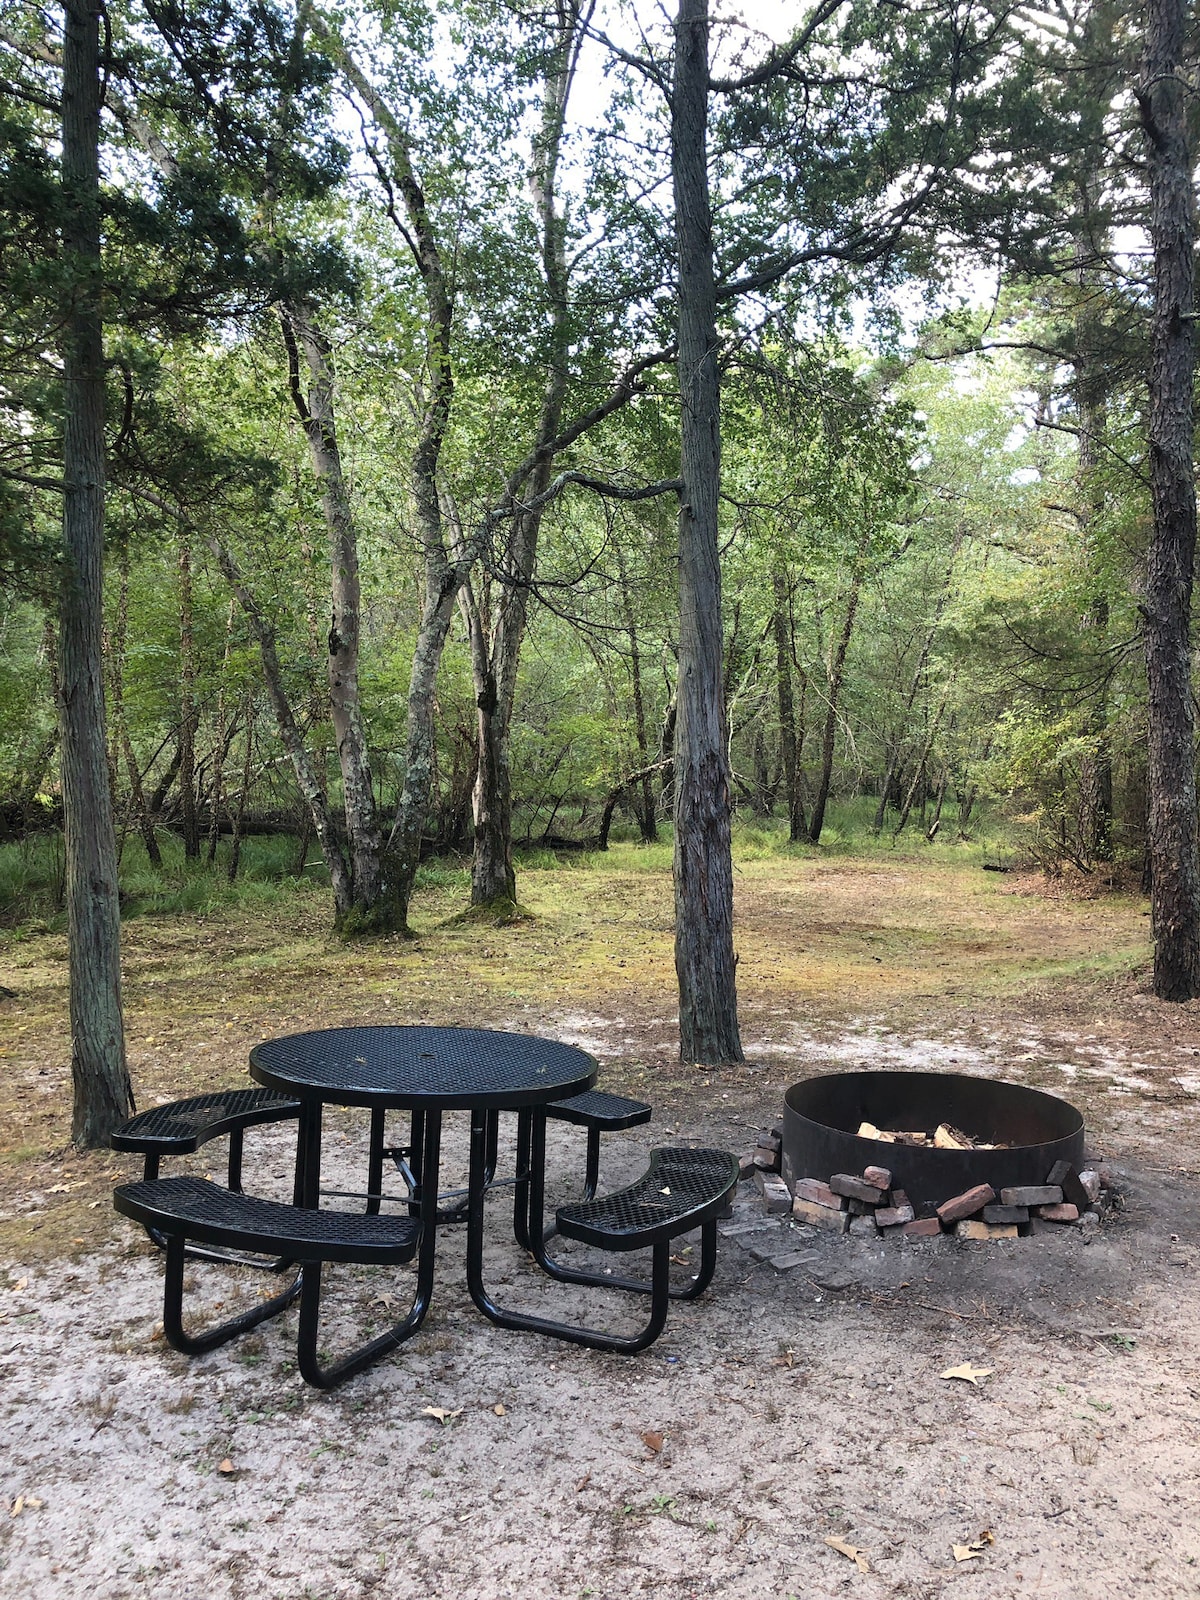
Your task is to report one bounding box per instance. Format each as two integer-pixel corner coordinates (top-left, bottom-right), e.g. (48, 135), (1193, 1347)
(249, 1025), (596, 1110)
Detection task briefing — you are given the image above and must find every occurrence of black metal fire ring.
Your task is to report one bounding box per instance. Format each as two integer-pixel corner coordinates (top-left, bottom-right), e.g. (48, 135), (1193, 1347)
(781, 1070), (1085, 1213)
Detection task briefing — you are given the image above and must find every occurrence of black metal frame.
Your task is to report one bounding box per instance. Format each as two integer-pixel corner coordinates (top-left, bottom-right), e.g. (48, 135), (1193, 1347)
(120, 1112), (444, 1389)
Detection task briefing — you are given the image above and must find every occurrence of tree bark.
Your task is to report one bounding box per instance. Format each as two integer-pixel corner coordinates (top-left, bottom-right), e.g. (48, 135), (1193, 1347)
(807, 560), (864, 845)
(281, 301), (385, 925)
(1138, 0), (1200, 999)
(177, 528), (200, 859)
(112, 539), (161, 867)
(771, 568), (804, 841)
(670, 0), (743, 1065)
(59, 0), (132, 1146)
(620, 543), (658, 841)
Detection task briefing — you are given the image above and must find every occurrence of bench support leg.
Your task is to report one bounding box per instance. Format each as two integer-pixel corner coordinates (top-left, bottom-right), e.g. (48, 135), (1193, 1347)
(466, 1111), (670, 1354)
(295, 1110), (443, 1389)
(160, 1234), (301, 1356)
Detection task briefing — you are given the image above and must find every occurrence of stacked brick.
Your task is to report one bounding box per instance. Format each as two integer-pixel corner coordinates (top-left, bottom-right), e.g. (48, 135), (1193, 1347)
(742, 1134), (1113, 1240)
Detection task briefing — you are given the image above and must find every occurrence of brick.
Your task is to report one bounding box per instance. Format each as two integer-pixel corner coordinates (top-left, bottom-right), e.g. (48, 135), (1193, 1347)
(848, 1214), (879, 1238)
(1045, 1160), (1089, 1210)
(1078, 1170), (1102, 1204)
(1000, 1185), (1062, 1208)
(830, 1173), (889, 1204)
(846, 1197), (877, 1216)
(1035, 1201), (1079, 1223)
(902, 1217), (942, 1238)
(891, 1188), (909, 1209)
(862, 1165), (892, 1191)
(876, 1203), (915, 1228)
(756, 1172), (792, 1213)
(738, 1152), (758, 1181)
(956, 1219), (1018, 1241)
(756, 1132), (782, 1155)
(792, 1197), (850, 1232)
(792, 1177), (841, 1210)
(936, 1183), (995, 1224)
(982, 1203), (1028, 1226)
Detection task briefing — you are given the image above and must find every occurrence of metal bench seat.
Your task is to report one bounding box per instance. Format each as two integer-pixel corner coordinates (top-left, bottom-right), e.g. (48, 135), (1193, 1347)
(546, 1089), (652, 1204)
(114, 1176), (425, 1389)
(111, 1089), (303, 1188)
(472, 1143), (737, 1354)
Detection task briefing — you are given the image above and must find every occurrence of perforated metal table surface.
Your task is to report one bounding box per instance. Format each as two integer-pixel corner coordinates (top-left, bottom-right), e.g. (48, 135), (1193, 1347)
(249, 1025), (596, 1110)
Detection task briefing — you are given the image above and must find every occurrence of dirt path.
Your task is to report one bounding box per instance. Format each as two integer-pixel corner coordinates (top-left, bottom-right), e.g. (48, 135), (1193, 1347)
(2, 851), (1198, 1598)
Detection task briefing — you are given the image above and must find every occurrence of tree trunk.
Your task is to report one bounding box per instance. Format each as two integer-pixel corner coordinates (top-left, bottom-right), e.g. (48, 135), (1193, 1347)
(227, 695), (254, 883)
(771, 568), (803, 841)
(619, 543), (658, 842)
(1139, 0), (1200, 999)
(281, 302), (386, 926)
(59, 0), (132, 1146)
(670, 0), (743, 1065)
(208, 598), (233, 865)
(177, 528), (200, 859)
(807, 563), (864, 845)
(112, 544), (162, 868)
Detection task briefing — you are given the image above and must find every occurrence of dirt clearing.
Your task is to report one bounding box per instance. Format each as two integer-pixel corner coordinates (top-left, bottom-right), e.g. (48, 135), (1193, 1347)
(1, 850), (1198, 1599)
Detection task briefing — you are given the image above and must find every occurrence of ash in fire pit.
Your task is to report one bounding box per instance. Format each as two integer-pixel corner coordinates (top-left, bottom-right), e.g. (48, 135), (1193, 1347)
(763, 1069), (1102, 1241)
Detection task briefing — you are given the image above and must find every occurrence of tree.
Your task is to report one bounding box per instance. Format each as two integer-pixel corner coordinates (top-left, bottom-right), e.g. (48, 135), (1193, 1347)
(58, 0), (132, 1145)
(1137, 0), (1200, 999)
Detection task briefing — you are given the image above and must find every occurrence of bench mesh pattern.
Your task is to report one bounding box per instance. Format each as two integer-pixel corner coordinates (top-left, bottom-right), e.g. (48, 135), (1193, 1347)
(556, 1147), (738, 1248)
(112, 1090), (301, 1152)
(114, 1176), (420, 1262)
(547, 1090), (652, 1130)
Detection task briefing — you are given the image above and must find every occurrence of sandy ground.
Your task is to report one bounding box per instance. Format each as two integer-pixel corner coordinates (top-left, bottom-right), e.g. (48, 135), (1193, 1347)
(2, 857), (1200, 1598)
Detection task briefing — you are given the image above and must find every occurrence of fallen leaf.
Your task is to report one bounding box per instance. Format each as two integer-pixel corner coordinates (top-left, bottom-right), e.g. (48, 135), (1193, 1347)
(420, 1406), (463, 1425)
(575, 1472), (592, 1493)
(940, 1364), (994, 1386)
(217, 1459), (235, 1475)
(641, 1430), (664, 1454)
(660, 1186), (671, 1196)
(493, 1404), (506, 1416)
(953, 1531), (995, 1562)
(824, 1535), (871, 1573)
(371, 1294), (400, 1313)
(10, 1278), (27, 1293)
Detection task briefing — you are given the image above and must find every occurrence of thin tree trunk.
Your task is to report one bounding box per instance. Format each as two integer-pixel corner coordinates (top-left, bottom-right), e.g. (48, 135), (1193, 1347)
(208, 598), (234, 865)
(469, 7), (586, 909)
(280, 301), (385, 924)
(1138, 0), (1200, 999)
(177, 528), (200, 859)
(59, 0), (131, 1146)
(771, 568), (802, 841)
(227, 695), (254, 883)
(807, 563), (864, 845)
(671, 0), (743, 1065)
(619, 544), (658, 842)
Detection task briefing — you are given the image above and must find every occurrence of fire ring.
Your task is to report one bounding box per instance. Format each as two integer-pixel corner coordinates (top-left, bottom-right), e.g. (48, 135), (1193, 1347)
(781, 1071), (1085, 1213)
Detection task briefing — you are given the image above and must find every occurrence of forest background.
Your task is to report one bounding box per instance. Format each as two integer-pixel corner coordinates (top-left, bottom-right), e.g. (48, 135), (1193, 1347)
(1, 0), (1197, 1141)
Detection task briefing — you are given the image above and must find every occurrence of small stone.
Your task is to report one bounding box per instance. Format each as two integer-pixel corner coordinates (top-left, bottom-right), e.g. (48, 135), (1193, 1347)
(1078, 1170), (1102, 1204)
(756, 1172), (792, 1213)
(764, 1248), (821, 1272)
(1045, 1161), (1089, 1210)
(902, 1217), (943, 1238)
(848, 1214), (879, 1238)
(1098, 1165), (1117, 1190)
(876, 1203), (915, 1228)
(810, 1266), (855, 1291)
(956, 1219), (1018, 1240)
(862, 1165), (892, 1191)
(830, 1173), (890, 1204)
(936, 1183), (996, 1224)
(1035, 1202), (1080, 1223)
(792, 1197), (850, 1232)
(1000, 1185), (1063, 1208)
(1078, 1209), (1100, 1231)
(792, 1178), (841, 1210)
(982, 1203), (1028, 1226)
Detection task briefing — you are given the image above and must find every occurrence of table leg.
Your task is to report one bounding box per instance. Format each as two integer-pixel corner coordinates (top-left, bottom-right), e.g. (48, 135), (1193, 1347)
(297, 1101), (322, 1209)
